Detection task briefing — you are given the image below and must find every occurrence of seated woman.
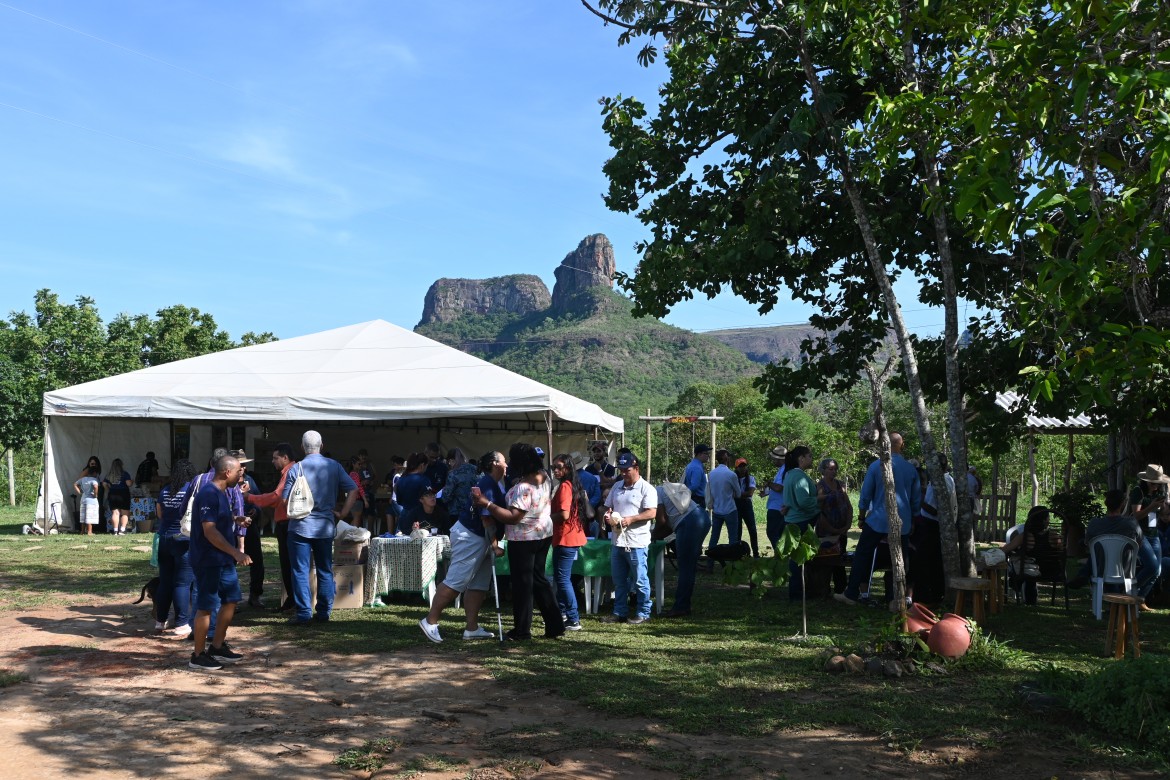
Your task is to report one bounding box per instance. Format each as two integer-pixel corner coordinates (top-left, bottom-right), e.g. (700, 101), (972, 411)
(1003, 505), (1065, 605)
(398, 487), (453, 536)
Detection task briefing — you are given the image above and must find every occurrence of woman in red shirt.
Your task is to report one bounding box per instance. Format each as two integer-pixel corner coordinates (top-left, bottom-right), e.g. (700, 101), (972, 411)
(551, 454), (588, 630)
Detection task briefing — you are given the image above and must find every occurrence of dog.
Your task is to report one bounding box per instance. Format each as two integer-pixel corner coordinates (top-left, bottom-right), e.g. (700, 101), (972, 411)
(705, 541), (752, 564)
(133, 573), (161, 608)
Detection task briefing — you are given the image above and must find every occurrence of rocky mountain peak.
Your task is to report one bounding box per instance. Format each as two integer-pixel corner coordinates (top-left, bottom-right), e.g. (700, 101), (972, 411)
(550, 234), (615, 315)
(418, 275), (550, 327)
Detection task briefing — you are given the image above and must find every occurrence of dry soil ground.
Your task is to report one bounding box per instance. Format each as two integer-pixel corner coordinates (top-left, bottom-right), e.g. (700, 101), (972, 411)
(0, 596), (1155, 780)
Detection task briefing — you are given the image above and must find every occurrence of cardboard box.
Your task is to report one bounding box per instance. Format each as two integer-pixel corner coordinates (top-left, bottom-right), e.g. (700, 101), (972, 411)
(333, 540), (369, 566)
(281, 563), (366, 610)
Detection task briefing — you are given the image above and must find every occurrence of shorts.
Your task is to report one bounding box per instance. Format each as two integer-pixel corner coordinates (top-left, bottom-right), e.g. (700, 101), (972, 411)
(108, 493), (130, 511)
(81, 497), (99, 525)
(441, 523), (493, 593)
(193, 564), (242, 612)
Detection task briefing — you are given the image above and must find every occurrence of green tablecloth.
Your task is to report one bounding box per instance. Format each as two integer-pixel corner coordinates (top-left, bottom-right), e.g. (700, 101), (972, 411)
(493, 538), (667, 576)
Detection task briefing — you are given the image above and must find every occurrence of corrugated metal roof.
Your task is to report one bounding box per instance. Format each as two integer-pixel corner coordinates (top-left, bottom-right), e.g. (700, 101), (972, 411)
(994, 391), (1097, 430)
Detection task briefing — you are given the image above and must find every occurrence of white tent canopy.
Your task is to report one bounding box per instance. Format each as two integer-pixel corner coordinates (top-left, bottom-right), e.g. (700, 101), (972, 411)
(40, 320), (623, 527)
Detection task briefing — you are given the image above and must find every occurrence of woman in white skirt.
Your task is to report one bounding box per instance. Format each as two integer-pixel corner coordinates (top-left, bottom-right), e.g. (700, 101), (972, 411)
(74, 465), (101, 535)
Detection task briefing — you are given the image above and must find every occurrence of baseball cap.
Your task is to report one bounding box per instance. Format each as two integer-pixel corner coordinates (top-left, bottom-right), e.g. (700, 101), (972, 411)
(734, 458), (748, 467)
(694, 443), (712, 454)
(616, 452), (639, 470)
(231, 449), (253, 464)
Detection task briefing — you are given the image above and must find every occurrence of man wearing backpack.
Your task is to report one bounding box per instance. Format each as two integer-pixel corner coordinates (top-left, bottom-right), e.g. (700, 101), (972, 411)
(281, 431), (359, 625)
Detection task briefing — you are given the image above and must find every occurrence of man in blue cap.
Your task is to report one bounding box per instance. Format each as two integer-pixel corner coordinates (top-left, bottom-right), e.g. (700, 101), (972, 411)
(600, 452), (658, 624)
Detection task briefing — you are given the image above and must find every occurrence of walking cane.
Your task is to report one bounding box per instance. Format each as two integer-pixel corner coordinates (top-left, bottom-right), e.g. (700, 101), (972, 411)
(862, 546), (879, 602)
(488, 544), (505, 643)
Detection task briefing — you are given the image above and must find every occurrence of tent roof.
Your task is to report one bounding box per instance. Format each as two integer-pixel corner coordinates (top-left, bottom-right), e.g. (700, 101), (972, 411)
(43, 319), (623, 431)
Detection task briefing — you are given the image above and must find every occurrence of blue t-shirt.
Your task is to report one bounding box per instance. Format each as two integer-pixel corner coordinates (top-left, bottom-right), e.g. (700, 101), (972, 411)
(457, 473), (507, 537)
(683, 458), (707, 499)
(395, 472), (430, 516)
(157, 481), (194, 537)
(858, 454), (922, 535)
(281, 453), (357, 539)
(189, 481), (235, 568)
(426, 460), (449, 492)
(105, 470), (132, 499)
(578, 468), (601, 507)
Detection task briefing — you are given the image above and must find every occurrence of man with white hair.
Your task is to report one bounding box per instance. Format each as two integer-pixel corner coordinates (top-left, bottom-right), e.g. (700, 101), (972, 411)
(280, 430), (359, 624)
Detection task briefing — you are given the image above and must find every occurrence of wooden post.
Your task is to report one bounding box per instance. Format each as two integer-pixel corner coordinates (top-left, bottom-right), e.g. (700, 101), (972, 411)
(1029, 431), (1039, 508)
(709, 409), (718, 521)
(1065, 433), (1074, 490)
(645, 409), (652, 482)
(6, 448), (14, 507)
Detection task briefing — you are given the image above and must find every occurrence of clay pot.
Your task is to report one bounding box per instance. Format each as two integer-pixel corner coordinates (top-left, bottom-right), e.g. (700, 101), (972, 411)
(927, 613), (974, 659)
(903, 602), (939, 637)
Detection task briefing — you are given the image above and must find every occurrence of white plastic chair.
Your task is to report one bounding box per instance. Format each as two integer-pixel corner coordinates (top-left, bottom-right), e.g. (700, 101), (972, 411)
(1088, 534), (1138, 620)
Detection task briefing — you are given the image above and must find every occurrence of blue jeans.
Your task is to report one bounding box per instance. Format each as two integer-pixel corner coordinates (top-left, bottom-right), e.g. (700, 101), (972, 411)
(290, 532), (335, 620)
(710, 510), (740, 548)
(553, 545), (580, 624)
(611, 545), (651, 619)
(156, 535), (193, 627)
(844, 524), (908, 602)
(1137, 536), (1160, 598)
(766, 508), (786, 553)
(672, 506), (711, 613)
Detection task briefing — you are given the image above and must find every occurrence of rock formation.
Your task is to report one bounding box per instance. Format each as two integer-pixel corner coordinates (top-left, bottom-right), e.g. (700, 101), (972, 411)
(418, 275), (550, 326)
(550, 234), (616, 315)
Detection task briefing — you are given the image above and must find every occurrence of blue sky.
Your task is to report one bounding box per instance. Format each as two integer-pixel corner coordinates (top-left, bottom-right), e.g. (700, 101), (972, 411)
(0, 0), (950, 341)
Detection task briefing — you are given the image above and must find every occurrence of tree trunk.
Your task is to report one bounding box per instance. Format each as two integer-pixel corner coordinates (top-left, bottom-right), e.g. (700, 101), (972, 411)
(865, 361), (908, 613)
(799, 31), (950, 599)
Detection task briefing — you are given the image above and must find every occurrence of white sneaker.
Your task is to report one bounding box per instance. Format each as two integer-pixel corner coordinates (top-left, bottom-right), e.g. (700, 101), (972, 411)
(419, 618), (443, 644)
(462, 626), (494, 640)
(167, 625), (193, 640)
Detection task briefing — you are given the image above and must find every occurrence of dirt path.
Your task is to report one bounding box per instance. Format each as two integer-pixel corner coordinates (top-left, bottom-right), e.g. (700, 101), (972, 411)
(0, 598), (1151, 779)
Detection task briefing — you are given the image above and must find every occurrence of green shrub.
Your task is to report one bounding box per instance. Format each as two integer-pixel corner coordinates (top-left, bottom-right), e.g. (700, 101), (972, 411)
(1067, 656), (1170, 753)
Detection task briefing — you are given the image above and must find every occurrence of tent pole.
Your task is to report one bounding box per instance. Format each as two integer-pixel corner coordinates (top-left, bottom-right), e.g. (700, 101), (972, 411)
(545, 411), (553, 464)
(41, 417), (49, 532)
(6, 448), (14, 507)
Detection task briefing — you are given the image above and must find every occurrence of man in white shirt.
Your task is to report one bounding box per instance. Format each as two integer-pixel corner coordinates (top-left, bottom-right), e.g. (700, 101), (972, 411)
(707, 449), (743, 548)
(601, 453), (658, 625)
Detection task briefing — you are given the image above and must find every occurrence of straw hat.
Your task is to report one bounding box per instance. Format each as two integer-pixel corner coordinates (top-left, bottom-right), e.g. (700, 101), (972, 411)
(1135, 464), (1170, 484)
(768, 445), (788, 464)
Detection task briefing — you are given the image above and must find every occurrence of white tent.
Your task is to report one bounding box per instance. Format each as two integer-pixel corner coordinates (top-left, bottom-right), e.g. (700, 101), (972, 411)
(40, 319), (623, 528)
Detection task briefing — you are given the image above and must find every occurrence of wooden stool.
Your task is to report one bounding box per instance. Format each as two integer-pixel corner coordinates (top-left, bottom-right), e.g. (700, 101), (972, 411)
(1103, 594), (1142, 659)
(949, 577), (992, 624)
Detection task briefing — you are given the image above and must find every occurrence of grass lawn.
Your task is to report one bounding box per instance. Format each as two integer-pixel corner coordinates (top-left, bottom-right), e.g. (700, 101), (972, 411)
(1, 502), (1166, 773)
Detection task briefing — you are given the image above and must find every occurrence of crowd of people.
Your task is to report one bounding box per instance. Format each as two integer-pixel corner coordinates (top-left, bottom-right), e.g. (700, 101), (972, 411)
(80, 428), (1170, 670)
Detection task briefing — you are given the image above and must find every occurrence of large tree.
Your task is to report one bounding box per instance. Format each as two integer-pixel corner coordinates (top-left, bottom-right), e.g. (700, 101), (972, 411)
(586, 0), (1012, 585)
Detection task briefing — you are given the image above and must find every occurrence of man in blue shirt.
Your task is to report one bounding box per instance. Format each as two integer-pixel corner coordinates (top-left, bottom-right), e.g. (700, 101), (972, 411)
(188, 453), (252, 671)
(577, 463), (602, 536)
(707, 449), (743, 547)
(281, 430), (359, 624)
(683, 443), (712, 509)
(836, 432), (921, 607)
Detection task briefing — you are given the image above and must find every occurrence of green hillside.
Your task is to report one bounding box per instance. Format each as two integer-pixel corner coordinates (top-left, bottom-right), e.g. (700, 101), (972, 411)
(416, 287), (760, 422)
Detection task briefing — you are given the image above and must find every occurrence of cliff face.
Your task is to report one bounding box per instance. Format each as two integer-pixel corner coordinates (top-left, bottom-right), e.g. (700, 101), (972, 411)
(418, 275), (550, 326)
(550, 234), (615, 316)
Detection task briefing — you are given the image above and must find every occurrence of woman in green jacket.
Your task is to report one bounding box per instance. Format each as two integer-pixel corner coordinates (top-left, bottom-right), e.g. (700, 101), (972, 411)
(781, 446), (818, 600)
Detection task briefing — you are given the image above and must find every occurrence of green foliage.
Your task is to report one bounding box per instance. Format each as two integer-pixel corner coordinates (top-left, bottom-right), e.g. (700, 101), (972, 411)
(723, 525), (817, 596)
(0, 669), (28, 688)
(332, 738), (400, 772)
(0, 290), (277, 453)
(1068, 656), (1170, 755)
(1047, 487), (1106, 531)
